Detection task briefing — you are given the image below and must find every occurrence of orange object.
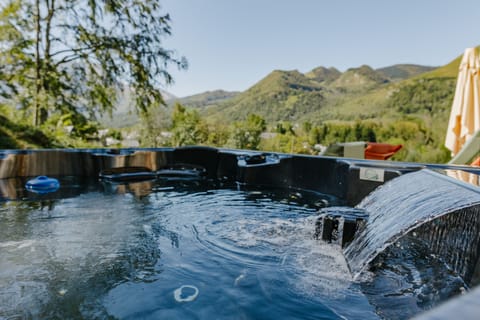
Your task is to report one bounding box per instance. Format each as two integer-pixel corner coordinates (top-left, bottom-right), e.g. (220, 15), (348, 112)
(364, 143), (403, 160)
(471, 156), (480, 167)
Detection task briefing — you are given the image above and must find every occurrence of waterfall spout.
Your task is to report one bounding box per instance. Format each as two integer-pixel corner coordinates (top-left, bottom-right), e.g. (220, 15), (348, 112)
(344, 169), (480, 282)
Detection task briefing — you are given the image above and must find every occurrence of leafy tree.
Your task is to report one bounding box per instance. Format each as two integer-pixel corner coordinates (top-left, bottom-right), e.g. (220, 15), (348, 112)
(302, 121), (312, 134)
(0, 0), (186, 129)
(206, 122), (230, 147)
(275, 121), (295, 135)
(230, 114), (266, 150)
(353, 121), (377, 142)
(170, 103), (208, 147)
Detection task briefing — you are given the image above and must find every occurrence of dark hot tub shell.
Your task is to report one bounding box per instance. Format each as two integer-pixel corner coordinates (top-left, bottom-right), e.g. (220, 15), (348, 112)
(0, 146), (479, 320)
(0, 146), (435, 204)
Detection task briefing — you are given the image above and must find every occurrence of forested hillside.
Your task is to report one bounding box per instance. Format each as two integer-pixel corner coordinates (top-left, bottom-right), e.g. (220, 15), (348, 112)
(1, 16), (475, 164)
(160, 54), (466, 163)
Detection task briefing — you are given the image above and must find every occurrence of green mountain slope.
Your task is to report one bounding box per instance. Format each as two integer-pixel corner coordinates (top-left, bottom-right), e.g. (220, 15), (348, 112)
(417, 46), (479, 79)
(376, 64), (437, 81)
(171, 90), (240, 108)
(420, 54), (463, 79)
(331, 65), (389, 91)
(206, 70), (326, 122)
(305, 66), (341, 84)
(205, 65), (396, 123)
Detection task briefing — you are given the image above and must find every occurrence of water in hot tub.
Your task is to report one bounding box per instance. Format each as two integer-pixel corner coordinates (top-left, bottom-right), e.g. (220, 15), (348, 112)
(0, 179), (466, 319)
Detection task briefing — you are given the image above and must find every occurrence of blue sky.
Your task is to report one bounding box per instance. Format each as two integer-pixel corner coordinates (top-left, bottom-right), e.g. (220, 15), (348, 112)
(161, 0), (480, 97)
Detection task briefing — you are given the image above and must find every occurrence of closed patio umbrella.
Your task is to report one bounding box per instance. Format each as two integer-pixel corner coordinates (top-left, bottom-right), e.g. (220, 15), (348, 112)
(445, 47), (480, 156)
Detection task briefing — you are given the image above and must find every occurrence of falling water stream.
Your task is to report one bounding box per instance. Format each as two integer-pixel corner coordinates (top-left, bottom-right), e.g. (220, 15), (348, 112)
(343, 169), (480, 319)
(345, 169), (480, 279)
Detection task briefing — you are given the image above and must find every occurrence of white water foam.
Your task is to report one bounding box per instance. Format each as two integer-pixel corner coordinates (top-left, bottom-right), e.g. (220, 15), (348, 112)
(209, 214), (354, 298)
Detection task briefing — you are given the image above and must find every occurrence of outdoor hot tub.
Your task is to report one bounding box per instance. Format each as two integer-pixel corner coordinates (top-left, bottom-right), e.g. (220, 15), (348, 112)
(0, 147), (479, 319)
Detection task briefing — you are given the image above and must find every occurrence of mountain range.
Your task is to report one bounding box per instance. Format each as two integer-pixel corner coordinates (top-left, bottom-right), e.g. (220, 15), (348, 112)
(102, 62), (442, 128)
(102, 45), (477, 140)
(175, 64), (435, 109)
(170, 63), (439, 125)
